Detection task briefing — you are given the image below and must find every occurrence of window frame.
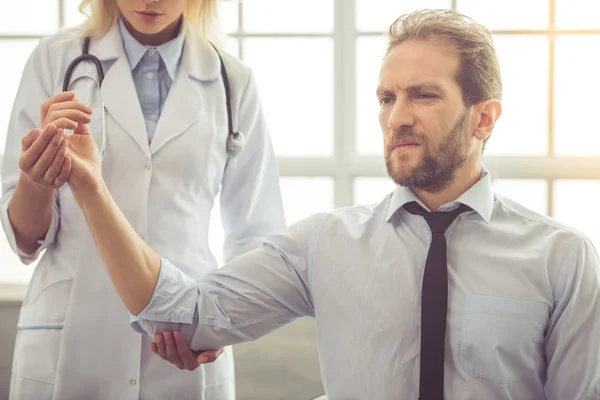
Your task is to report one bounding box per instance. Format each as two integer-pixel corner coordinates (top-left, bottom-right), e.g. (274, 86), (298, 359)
(1, 0), (600, 287)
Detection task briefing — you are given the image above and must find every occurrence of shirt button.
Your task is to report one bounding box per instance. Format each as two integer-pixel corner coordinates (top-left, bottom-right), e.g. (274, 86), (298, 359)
(149, 114), (157, 121)
(145, 164), (152, 171)
(130, 379), (137, 386)
(148, 49), (156, 56)
(146, 72), (155, 80)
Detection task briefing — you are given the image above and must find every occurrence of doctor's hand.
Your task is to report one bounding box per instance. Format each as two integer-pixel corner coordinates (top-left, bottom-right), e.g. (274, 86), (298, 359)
(41, 91), (93, 135)
(151, 331), (224, 371)
(18, 125), (71, 189)
(65, 124), (103, 195)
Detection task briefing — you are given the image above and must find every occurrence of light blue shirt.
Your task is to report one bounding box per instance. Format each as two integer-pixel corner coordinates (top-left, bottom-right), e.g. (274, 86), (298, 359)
(131, 169), (600, 400)
(118, 18), (184, 142)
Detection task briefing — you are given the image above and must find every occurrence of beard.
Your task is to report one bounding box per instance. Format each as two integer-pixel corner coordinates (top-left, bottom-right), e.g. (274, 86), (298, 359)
(385, 109), (471, 193)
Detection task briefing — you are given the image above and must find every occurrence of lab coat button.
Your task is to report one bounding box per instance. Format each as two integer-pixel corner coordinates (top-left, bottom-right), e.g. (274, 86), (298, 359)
(145, 165), (152, 171)
(130, 379), (137, 386)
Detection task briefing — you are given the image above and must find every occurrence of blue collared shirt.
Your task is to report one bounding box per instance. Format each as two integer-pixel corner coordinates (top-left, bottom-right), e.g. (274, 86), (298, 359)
(118, 18), (184, 142)
(131, 168), (600, 400)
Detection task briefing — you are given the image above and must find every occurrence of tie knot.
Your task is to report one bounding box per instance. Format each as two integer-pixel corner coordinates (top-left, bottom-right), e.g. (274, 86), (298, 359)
(403, 201), (471, 234)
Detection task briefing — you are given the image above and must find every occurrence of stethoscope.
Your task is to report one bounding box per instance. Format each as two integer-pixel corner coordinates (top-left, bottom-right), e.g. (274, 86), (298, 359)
(62, 36), (245, 158)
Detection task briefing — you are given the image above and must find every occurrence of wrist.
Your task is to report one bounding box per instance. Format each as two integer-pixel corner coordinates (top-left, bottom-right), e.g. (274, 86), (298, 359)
(18, 173), (55, 196)
(72, 179), (109, 209)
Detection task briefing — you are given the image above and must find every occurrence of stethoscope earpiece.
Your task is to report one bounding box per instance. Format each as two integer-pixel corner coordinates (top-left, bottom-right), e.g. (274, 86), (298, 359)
(226, 131), (245, 157)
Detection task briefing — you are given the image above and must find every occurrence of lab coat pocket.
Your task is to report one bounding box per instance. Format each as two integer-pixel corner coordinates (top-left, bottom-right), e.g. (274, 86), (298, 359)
(12, 279), (72, 386)
(459, 294), (548, 384)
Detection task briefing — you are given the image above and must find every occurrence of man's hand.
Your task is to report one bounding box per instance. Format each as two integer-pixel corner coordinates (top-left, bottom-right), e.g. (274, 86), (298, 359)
(151, 331), (224, 371)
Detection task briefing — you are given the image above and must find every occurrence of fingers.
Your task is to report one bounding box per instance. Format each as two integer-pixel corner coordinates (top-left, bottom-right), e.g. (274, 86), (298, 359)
(21, 129), (41, 151)
(45, 109), (92, 130)
(195, 349), (222, 365)
(27, 130), (65, 183)
(163, 331), (185, 370)
(173, 331), (202, 371)
(42, 94), (93, 131)
(20, 126), (56, 167)
(154, 332), (168, 360)
(42, 139), (69, 184)
(19, 125), (63, 174)
(40, 91), (76, 125)
(53, 156), (71, 187)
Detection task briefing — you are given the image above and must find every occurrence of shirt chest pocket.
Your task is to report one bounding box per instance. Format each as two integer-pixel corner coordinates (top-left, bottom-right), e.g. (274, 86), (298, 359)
(459, 294), (549, 384)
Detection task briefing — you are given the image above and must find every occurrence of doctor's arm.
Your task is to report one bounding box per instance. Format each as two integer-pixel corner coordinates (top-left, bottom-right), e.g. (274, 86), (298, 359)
(219, 69), (286, 261)
(1, 39), (72, 260)
(544, 236), (600, 400)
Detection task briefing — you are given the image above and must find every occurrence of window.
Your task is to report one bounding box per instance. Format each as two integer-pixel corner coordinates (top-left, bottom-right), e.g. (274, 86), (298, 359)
(2, 1), (600, 284)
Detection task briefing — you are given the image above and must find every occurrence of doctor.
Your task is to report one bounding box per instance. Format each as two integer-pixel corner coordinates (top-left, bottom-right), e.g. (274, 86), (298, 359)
(1, 0), (285, 399)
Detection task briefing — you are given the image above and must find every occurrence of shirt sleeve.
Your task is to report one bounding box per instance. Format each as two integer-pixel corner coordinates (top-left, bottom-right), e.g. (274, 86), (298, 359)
(218, 68), (286, 262)
(0, 37), (60, 265)
(130, 214), (325, 350)
(544, 235), (600, 400)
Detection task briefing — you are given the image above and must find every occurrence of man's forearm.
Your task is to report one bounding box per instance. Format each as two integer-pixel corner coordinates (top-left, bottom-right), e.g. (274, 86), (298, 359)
(75, 182), (161, 315)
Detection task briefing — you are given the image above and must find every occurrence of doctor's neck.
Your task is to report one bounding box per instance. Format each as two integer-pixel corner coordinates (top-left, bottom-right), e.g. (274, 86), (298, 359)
(121, 14), (183, 46)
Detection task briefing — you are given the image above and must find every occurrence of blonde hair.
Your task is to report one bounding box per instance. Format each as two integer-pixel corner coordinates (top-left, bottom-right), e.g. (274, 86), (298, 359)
(75, 0), (220, 39)
(387, 9), (502, 106)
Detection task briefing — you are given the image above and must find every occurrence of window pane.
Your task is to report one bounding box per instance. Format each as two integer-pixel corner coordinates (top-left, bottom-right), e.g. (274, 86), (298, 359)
(485, 35), (549, 156)
(243, 38), (334, 157)
(219, 0), (239, 33)
(223, 38), (239, 59)
(456, 0), (548, 30)
(0, 234), (36, 284)
(556, 0), (600, 29)
(208, 177), (333, 266)
(356, 35), (387, 156)
(356, 0), (451, 32)
(354, 177), (396, 205)
(0, 40), (40, 155)
(242, 0), (333, 33)
(280, 177), (334, 225)
(554, 180), (600, 247)
(1, 1), (59, 34)
(555, 36), (600, 156)
(63, 0), (87, 28)
(493, 179), (548, 215)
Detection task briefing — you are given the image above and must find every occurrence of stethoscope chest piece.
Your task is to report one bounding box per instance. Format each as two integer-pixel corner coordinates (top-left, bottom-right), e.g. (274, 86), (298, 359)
(226, 131), (245, 157)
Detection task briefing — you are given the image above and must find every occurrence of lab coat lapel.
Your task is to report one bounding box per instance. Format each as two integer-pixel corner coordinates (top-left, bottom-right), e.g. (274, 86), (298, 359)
(150, 32), (220, 154)
(91, 24), (151, 159)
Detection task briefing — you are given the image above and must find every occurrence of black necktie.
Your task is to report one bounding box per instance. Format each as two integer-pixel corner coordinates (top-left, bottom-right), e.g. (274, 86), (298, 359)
(403, 201), (471, 400)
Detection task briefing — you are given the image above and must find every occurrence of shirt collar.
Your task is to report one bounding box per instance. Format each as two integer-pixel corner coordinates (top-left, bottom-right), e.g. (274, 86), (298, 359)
(118, 17), (185, 80)
(385, 166), (495, 223)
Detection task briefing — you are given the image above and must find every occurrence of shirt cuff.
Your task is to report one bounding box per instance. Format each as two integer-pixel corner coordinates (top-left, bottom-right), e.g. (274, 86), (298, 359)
(130, 257), (200, 336)
(0, 198), (60, 265)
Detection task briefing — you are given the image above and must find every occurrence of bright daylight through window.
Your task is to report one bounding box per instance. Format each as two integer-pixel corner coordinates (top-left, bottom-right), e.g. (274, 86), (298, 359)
(1, 0), (599, 285)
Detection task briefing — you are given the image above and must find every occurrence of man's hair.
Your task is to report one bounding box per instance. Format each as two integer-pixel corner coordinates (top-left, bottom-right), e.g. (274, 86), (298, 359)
(386, 9), (502, 107)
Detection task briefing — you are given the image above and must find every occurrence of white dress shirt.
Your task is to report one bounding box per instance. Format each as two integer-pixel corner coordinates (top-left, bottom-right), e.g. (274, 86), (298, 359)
(132, 169), (600, 400)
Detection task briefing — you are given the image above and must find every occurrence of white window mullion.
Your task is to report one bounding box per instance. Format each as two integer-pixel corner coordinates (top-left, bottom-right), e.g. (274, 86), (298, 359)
(333, 0), (356, 208)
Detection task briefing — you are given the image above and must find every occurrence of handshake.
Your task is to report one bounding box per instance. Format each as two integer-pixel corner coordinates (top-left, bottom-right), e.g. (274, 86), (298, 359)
(18, 91), (102, 198)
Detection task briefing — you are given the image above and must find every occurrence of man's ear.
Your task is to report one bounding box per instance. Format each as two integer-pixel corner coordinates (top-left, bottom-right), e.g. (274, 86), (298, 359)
(473, 99), (502, 142)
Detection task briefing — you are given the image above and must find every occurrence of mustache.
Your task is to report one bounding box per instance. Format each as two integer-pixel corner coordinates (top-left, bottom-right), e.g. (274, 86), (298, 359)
(386, 128), (426, 151)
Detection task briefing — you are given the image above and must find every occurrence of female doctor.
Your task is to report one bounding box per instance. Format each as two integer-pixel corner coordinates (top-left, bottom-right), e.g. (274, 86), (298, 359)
(0, 0), (285, 399)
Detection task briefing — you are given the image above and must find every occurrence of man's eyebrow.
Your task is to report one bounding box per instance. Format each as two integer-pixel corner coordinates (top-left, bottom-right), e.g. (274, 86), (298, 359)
(376, 83), (447, 96)
(406, 83), (446, 93)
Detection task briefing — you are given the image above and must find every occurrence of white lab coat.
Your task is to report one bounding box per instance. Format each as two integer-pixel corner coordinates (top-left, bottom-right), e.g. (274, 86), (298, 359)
(1, 23), (285, 400)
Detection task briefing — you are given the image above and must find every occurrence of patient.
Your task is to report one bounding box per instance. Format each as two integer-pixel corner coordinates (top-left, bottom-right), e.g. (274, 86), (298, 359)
(58, 9), (600, 400)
